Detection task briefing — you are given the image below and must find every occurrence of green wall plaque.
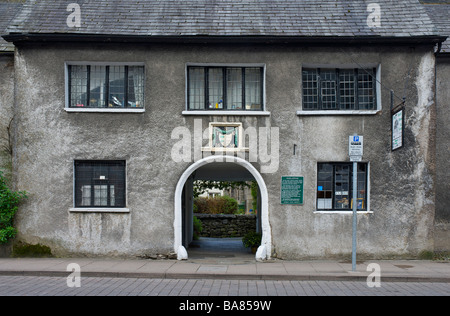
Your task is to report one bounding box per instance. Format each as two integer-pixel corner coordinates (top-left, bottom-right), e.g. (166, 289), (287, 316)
(281, 176), (304, 205)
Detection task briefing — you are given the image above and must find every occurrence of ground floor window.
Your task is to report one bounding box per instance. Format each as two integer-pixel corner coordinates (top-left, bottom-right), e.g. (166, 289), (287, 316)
(317, 162), (368, 211)
(74, 160), (126, 208)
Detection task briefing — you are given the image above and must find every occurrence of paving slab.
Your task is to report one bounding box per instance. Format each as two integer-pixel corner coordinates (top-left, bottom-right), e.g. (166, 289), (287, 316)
(0, 257), (448, 282)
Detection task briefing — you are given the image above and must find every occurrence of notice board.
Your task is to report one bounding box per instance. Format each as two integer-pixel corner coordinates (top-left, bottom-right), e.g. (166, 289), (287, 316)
(281, 176), (304, 205)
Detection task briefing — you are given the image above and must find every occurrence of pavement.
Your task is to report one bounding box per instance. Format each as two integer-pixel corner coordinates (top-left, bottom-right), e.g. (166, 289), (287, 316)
(0, 238), (449, 283)
(0, 257), (449, 283)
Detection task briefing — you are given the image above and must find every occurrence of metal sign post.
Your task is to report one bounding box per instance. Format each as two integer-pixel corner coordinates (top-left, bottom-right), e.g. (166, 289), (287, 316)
(351, 161), (358, 272)
(349, 135), (363, 272)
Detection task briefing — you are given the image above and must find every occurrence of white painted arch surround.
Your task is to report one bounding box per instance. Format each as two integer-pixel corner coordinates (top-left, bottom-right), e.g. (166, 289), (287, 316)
(174, 155), (271, 261)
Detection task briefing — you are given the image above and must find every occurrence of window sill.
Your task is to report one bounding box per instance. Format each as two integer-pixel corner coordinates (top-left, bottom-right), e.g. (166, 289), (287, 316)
(65, 108), (145, 113)
(201, 147), (249, 152)
(69, 208), (130, 213)
(314, 210), (373, 214)
(182, 110), (271, 116)
(297, 110), (380, 116)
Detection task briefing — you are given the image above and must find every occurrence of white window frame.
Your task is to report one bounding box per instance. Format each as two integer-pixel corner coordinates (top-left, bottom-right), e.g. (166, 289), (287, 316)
(64, 61), (146, 113)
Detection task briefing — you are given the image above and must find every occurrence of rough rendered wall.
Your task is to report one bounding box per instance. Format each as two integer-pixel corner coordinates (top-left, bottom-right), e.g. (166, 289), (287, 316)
(435, 56), (450, 252)
(12, 43), (436, 259)
(0, 54), (14, 178)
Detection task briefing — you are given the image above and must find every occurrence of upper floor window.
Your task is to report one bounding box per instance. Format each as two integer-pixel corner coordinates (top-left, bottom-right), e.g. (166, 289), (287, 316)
(302, 68), (377, 111)
(187, 65), (264, 111)
(67, 63), (145, 109)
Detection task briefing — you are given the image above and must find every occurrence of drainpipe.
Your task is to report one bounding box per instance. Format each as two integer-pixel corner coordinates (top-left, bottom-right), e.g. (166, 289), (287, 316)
(434, 42), (440, 121)
(434, 42), (442, 57)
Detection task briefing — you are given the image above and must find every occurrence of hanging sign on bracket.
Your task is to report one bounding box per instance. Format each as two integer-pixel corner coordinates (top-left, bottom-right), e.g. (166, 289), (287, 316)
(392, 106), (405, 151)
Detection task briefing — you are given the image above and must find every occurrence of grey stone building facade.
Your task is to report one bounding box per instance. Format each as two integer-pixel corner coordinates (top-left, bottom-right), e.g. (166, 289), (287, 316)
(1, 0), (448, 260)
(423, 1), (450, 253)
(0, 2), (21, 178)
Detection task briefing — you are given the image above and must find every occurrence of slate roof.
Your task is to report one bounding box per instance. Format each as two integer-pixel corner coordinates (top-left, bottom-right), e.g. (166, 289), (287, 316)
(1, 0), (446, 45)
(0, 1), (23, 52)
(423, 4), (450, 53)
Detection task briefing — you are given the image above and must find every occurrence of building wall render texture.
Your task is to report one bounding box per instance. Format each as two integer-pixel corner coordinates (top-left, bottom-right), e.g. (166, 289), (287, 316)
(8, 42), (440, 260)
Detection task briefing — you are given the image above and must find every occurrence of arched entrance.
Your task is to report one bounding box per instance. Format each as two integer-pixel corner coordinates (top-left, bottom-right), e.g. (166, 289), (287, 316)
(174, 155), (271, 261)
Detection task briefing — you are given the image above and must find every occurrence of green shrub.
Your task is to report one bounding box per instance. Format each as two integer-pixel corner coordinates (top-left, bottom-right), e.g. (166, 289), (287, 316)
(251, 181), (258, 212)
(242, 231), (262, 248)
(193, 216), (203, 240)
(219, 196), (238, 214)
(194, 197), (208, 214)
(194, 196), (238, 214)
(0, 171), (27, 244)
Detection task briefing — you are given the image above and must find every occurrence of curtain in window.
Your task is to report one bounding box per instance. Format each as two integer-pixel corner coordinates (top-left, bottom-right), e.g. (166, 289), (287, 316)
(245, 68), (261, 110)
(227, 68), (242, 110)
(188, 67), (205, 110)
(128, 66), (145, 108)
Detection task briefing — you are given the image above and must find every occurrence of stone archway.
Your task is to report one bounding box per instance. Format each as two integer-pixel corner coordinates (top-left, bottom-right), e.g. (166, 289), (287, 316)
(174, 155), (271, 261)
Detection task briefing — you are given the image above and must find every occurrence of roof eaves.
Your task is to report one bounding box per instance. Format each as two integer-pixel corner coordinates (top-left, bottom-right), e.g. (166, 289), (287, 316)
(3, 33), (447, 46)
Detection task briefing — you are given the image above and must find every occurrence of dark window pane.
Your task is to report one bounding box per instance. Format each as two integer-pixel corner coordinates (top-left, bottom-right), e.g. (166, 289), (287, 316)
(187, 66), (264, 111)
(302, 69), (319, 110)
(339, 70), (355, 110)
(358, 69), (376, 110)
(317, 163), (333, 209)
(317, 162), (368, 211)
(109, 66), (126, 107)
(75, 161), (126, 208)
(227, 68), (243, 110)
(334, 164), (350, 209)
(69, 65), (145, 109)
(89, 66), (107, 108)
(357, 163), (367, 209)
(303, 68), (376, 111)
(320, 70), (337, 110)
(70, 65), (88, 107)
